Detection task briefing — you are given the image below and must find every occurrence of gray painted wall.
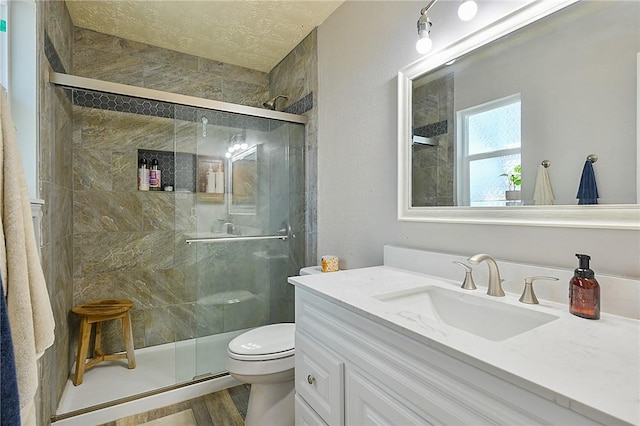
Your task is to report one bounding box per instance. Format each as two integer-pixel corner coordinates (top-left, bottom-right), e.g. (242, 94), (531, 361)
(316, 1), (639, 279)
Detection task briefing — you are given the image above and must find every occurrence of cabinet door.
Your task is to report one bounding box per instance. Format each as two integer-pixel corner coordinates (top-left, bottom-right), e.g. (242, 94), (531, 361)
(346, 369), (435, 426)
(295, 395), (329, 426)
(296, 332), (344, 426)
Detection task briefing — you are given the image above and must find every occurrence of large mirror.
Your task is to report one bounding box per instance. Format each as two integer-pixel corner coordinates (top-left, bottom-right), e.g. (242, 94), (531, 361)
(398, 0), (639, 229)
(228, 146), (257, 215)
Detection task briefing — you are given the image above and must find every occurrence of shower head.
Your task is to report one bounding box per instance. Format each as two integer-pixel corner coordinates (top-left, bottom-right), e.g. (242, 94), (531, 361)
(263, 95), (288, 111)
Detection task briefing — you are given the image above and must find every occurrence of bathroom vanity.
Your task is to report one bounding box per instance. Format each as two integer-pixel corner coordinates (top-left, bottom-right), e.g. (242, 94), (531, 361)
(289, 247), (640, 425)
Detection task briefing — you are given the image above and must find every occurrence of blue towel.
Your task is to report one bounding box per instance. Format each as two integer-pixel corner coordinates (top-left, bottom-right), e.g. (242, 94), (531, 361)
(1, 279), (21, 426)
(576, 160), (599, 205)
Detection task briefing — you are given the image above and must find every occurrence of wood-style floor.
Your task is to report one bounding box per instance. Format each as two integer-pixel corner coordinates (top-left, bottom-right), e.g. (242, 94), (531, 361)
(98, 384), (250, 426)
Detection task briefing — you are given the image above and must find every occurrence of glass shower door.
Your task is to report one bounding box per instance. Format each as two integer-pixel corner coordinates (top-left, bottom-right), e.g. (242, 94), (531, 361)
(174, 106), (301, 383)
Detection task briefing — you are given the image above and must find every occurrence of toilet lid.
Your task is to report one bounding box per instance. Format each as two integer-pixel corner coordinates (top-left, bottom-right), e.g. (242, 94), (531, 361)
(228, 323), (295, 360)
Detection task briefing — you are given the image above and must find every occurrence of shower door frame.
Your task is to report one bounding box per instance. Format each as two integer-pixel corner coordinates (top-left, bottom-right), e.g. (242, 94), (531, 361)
(49, 72), (307, 125)
(49, 71), (307, 412)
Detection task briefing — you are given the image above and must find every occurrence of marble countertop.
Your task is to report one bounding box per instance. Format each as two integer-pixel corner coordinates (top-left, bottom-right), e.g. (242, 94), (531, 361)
(289, 266), (640, 425)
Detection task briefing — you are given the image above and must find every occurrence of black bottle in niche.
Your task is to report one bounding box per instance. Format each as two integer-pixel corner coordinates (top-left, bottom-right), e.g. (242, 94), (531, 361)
(569, 254), (600, 320)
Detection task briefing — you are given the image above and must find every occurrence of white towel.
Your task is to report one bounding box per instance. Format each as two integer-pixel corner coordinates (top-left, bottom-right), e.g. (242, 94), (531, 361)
(0, 86), (55, 424)
(533, 164), (554, 205)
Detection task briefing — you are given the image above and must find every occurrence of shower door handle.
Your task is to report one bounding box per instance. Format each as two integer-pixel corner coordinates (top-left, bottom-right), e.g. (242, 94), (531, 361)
(185, 235), (288, 244)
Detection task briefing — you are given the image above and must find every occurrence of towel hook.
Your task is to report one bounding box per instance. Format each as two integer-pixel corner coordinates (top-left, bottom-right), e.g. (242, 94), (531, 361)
(586, 154), (598, 163)
(541, 160), (551, 168)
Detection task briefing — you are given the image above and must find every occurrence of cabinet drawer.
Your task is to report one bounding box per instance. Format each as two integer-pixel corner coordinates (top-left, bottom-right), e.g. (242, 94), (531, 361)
(346, 369), (435, 425)
(295, 394), (328, 426)
(295, 332), (344, 426)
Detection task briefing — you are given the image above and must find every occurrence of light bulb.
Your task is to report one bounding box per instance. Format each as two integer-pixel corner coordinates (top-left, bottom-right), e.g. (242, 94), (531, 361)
(416, 36), (433, 54)
(234, 143), (241, 150)
(225, 152), (231, 158)
(228, 146), (235, 153)
(241, 143), (248, 149)
(458, 0), (478, 21)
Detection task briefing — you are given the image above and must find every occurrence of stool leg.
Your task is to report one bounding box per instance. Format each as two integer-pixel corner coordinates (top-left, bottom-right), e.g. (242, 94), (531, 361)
(73, 318), (92, 386)
(94, 321), (104, 357)
(121, 312), (136, 369)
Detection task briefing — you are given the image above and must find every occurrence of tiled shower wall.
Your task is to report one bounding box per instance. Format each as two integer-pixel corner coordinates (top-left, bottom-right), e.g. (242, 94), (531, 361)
(39, 0), (75, 423)
(73, 27), (270, 107)
(269, 30), (318, 266)
(40, 4), (316, 418)
(411, 74), (454, 206)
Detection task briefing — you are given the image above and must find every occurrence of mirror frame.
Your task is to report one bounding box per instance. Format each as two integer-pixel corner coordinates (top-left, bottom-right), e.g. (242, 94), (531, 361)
(398, 0), (640, 230)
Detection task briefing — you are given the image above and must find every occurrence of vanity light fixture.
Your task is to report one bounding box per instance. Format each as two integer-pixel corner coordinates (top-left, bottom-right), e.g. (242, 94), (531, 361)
(226, 132), (249, 158)
(416, 0), (436, 54)
(458, 0), (478, 21)
(416, 0), (478, 54)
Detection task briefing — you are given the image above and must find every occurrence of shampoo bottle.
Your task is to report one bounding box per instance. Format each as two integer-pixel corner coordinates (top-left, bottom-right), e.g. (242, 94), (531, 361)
(569, 254), (600, 320)
(150, 159), (161, 190)
(138, 158), (149, 191)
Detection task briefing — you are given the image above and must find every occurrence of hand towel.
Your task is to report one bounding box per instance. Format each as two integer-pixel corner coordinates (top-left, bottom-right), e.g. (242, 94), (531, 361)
(576, 160), (599, 205)
(0, 86), (55, 425)
(533, 164), (554, 205)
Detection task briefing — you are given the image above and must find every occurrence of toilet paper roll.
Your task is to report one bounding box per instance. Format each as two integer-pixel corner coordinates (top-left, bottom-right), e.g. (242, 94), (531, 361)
(321, 255), (339, 272)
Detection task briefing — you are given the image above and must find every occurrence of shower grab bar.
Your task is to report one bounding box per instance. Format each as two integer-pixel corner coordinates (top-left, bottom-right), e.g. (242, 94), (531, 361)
(185, 235), (288, 244)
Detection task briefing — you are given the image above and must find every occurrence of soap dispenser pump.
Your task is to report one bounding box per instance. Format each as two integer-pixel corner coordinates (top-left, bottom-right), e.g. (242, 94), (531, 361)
(569, 254), (600, 320)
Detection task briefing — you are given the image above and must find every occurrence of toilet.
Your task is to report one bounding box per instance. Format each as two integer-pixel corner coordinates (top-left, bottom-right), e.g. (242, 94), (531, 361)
(225, 266), (321, 426)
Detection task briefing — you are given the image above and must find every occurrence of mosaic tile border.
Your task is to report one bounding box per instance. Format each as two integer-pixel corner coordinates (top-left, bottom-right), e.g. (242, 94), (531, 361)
(44, 31), (67, 74)
(414, 119), (448, 138)
(72, 88), (313, 132)
(284, 92), (314, 115)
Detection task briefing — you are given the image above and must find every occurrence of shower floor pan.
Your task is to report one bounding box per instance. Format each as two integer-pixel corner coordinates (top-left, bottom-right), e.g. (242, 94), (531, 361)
(55, 328), (247, 419)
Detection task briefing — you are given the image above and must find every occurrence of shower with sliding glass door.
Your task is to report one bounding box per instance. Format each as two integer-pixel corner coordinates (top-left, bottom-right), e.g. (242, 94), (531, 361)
(173, 104), (305, 382)
(51, 74), (306, 416)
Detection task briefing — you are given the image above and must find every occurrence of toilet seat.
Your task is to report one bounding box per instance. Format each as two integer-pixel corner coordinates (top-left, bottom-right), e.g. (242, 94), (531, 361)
(228, 323), (295, 361)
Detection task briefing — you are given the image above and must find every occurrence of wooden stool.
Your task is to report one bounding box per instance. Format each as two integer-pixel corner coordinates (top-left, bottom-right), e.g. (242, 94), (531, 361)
(71, 299), (136, 385)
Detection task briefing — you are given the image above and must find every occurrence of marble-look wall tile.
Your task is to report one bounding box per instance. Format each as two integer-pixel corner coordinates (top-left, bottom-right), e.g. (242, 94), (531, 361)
(78, 232), (141, 274)
(73, 27), (269, 103)
(143, 303), (196, 346)
(199, 59), (269, 87)
(74, 48), (145, 86)
(268, 30), (317, 265)
(269, 30), (317, 110)
(77, 107), (174, 152)
(74, 191), (142, 234)
(41, 1), (75, 418)
(141, 192), (176, 231)
(74, 28), (120, 54)
(144, 62), (223, 100)
(221, 79), (269, 108)
(73, 148), (113, 191)
(112, 151), (138, 192)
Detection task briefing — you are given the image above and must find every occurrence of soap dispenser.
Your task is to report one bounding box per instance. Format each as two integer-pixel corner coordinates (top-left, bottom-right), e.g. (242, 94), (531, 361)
(569, 254), (600, 320)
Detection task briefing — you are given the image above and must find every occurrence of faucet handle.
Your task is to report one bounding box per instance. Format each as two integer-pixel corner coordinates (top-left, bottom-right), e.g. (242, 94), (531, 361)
(453, 261), (477, 290)
(519, 276), (559, 304)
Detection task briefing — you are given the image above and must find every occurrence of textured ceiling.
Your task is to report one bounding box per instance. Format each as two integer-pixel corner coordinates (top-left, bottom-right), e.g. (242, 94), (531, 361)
(65, 0), (344, 73)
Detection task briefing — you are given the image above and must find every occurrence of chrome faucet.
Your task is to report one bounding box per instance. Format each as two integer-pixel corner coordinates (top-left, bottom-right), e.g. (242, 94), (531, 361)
(467, 254), (505, 297)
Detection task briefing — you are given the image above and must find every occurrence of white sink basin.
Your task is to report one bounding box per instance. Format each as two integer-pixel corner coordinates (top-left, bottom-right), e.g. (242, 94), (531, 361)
(374, 286), (559, 341)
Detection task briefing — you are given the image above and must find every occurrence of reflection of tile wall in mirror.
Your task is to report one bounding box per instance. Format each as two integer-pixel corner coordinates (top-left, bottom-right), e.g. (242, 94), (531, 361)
(232, 159), (257, 205)
(408, 0), (639, 206)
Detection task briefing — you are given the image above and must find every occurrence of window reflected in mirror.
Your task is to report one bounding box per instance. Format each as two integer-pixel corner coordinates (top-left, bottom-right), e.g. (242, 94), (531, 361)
(408, 0), (638, 208)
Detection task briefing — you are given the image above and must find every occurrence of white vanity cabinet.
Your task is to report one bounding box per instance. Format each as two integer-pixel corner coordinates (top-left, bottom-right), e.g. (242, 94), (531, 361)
(294, 287), (602, 426)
